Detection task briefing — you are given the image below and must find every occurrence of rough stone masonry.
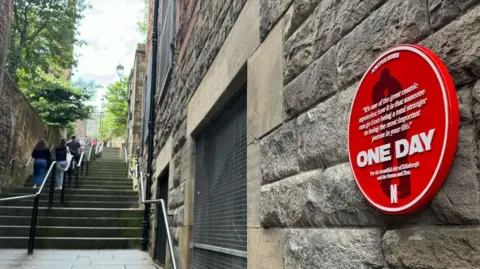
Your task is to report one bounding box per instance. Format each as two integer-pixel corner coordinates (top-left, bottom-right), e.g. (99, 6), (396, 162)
(148, 0), (480, 268)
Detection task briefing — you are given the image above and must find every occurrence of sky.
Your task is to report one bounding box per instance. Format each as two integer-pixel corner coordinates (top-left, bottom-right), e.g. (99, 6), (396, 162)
(72, 0), (146, 111)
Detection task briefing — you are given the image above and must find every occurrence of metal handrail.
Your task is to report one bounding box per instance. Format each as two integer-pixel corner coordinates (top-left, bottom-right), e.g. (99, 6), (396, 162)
(77, 152), (85, 167)
(10, 145), (54, 168)
(0, 160), (57, 254)
(124, 148), (128, 163)
(0, 161), (57, 202)
(87, 147), (93, 162)
(136, 162), (177, 269)
(10, 156), (32, 168)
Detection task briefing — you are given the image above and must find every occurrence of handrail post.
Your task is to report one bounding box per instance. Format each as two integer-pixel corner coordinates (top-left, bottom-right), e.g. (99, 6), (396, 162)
(27, 195), (40, 254)
(60, 170), (67, 205)
(75, 166), (79, 188)
(47, 163), (56, 209)
(161, 199), (177, 269)
(68, 166), (72, 187)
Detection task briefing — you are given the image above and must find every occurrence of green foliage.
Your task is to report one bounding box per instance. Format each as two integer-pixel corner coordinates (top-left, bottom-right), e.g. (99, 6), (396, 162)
(137, 0), (148, 42)
(20, 69), (96, 127)
(7, 0), (93, 127)
(101, 78), (129, 139)
(8, 0), (89, 79)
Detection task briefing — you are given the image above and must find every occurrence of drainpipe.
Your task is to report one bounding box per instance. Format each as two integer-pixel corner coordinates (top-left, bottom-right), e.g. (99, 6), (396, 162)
(141, 0), (160, 251)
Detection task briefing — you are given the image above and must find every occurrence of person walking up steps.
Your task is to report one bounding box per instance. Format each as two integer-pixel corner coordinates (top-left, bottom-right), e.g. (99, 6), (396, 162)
(31, 138), (51, 188)
(55, 138), (68, 190)
(67, 135), (81, 165)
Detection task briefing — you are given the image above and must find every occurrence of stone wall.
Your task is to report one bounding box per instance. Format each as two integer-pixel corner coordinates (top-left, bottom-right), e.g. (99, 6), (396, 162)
(148, 1), (248, 266)
(0, 73), (61, 188)
(255, 0), (480, 268)
(147, 0), (480, 268)
(0, 0), (12, 96)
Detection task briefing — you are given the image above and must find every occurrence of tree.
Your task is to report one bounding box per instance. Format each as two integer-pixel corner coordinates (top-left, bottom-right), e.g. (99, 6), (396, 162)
(8, 0), (89, 80)
(137, 0), (148, 42)
(7, 0), (94, 127)
(21, 70), (96, 127)
(101, 78), (128, 139)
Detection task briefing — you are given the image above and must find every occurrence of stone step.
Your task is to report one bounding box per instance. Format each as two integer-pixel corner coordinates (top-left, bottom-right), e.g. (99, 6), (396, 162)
(82, 173), (130, 178)
(23, 184), (133, 191)
(0, 216), (142, 227)
(0, 206), (143, 218)
(0, 199), (139, 208)
(0, 226), (141, 238)
(0, 193), (138, 202)
(0, 237), (141, 249)
(26, 179), (133, 186)
(4, 188), (137, 196)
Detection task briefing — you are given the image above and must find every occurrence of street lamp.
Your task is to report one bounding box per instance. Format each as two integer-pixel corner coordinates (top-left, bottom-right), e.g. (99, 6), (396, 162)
(116, 63), (124, 77)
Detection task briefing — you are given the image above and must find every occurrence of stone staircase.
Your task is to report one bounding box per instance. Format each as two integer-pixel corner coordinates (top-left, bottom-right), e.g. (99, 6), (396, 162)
(0, 147), (143, 249)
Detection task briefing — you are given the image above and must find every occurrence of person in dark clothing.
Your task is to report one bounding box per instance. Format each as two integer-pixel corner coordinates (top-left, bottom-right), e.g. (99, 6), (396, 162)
(55, 138), (68, 190)
(32, 138), (51, 188)
(67, 135), (81, 165)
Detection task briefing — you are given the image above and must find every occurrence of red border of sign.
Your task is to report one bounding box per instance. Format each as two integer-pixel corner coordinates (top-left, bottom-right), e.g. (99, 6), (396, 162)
(347, 44), (459, 215)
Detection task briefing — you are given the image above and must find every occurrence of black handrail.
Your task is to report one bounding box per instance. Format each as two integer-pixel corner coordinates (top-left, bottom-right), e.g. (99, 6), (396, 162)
(134, 160), (177, 269)
(10, 145), (54, 168)
(0, 160), (57, 254)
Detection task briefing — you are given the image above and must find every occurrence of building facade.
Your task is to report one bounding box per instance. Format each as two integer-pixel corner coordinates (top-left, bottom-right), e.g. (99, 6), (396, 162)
(142, 0), (480, 269)
(126, 44), (147, 157)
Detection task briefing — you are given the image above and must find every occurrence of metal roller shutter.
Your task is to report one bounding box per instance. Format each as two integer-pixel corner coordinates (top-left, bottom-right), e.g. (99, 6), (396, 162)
(193, 90), (247, 269)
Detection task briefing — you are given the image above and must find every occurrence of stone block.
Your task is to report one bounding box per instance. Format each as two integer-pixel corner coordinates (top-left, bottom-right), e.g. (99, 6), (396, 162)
(168, 183), (185, 211)
(178, 226), (193, 269)
(472, 80), (480, 131)
(183, 177), (194, 227)
(247, 18), (283, 144)
(337, 0), (430, 88)
(260, 166), (384, 228)
(248, 228), (284, 269)
(172, 206), (184, 227)
(431, 124), (480, 224)
(428, 0), (479, 29)
(260, 120), (299, 184)
(383, 227), (480, 269)
(247, 142), (262, 228)
(284, 46), (337, 119)
(153, 135), (172, 179)
(172, 119), (186, 155)
(296, 85), (355, 170)
(421, 5), (480, 86)
(187, 0), (260, 136)
(283, 228), (385, 269)
(284, 0), (385, 84)
(259, 0), (292, 39)
(282, 0), (321, 39)
(457, 85), (473, 125)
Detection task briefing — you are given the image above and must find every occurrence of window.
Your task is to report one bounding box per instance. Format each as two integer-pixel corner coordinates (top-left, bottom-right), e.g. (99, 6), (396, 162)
(156, 0), (175, 104)
(193, 90), (248, 269)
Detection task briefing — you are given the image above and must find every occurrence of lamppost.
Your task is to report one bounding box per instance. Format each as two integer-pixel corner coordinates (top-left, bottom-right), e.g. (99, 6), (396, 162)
(116, 63), (124, 78)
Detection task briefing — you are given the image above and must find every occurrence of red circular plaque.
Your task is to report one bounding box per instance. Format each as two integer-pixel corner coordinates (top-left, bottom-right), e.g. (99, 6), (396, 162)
(348, 44), (459, 215)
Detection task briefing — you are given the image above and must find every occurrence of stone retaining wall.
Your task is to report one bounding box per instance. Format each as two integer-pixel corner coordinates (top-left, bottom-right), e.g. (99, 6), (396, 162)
(149, 0), (480, 268)
(0, 73), (61, 188)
